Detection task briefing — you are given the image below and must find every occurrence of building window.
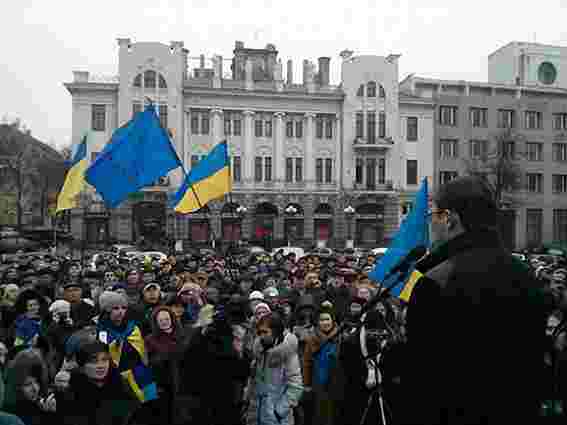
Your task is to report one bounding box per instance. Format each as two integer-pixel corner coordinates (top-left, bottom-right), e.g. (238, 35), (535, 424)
(264, 157), (272, 181)
(295, 158), (303, 182)
(554, 209), (567, 242)
(366, 158), (377, 189)
(367, 112), (376, 143)
(316, 119), (324, 139)
(255, 119), (263, 137)
(470, 107), (488, 128)
(295, 121), (303, 138)
(191, 155), (200, 169)
(158, 74), (167, 89)
(265, 120), (273, 138)
(498, 109), (515, 129)
(526, 142), (543, 161)
(524, 111), (542, 130)
(407, 117), (418, 141)
(379, 85), (386, 98)
(539, 62), (557, 85)
(325, 158), (333, 183)
(224, 116), (232, 135)
(233, 119), (242, 136)
(378, 112), (386, 138)
(502, 141), (516, 159)
(254, 157), (263, 182)
(553, 143), (567, 162)
(355, 158), (363, 184)
(553, 113), (567, 131)
(355, 112), (363, 138)
(439, 171), (458, 185)
(440, 139), (458, 159)
(406, 160), (418, 185)
(325, 119), (333, 139)
(527, 173), (544, 193)
(132, 102), (142, 118)
(158, 105), (168, 128)
(439, 106), (458, 126)
(233, 156), (241, 182)
(316, 159), (323, 183)
(378, 157), (386, 184)
(367, 81), (376, 97)
(191, 114), (200, 134)
(144, 70), (156, 89)
(286, 121), (294, 138)
(285, 158), (293, 183)
(526, 209), (543, 246)
(201, 115), (210, 135)
(133, 74), (142, 87)
(470, 140), (488, 159)
(356, 84), (364, 97)
(553, 175), (567, 194)
(91, 105), (106, 132)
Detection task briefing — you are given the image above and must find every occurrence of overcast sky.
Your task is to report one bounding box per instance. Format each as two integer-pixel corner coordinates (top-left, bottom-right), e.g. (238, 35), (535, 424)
(2, 0), (567, 149)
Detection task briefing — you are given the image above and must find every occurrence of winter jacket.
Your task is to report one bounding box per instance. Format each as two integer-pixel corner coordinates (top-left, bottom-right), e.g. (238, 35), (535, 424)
(252, 332), (303, 425)
(69, 301), (96, 328)
(403, 229), (547, 425)
(55, 369), (139, 425)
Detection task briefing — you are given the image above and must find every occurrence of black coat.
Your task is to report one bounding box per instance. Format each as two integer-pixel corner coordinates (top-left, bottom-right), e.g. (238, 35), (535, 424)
(55, 369), (139, 425)
(402, 229), (547, 425)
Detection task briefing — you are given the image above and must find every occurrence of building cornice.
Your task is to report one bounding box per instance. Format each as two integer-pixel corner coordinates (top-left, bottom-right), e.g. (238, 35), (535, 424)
(182, 86), (344, 101)
(64, 82), (119, 95)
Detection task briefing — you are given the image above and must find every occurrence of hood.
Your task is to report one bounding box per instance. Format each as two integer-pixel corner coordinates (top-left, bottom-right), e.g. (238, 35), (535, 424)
(4, 349), (48, 408)
(149, 305), (179, 337)
(253, 330), (298, 358)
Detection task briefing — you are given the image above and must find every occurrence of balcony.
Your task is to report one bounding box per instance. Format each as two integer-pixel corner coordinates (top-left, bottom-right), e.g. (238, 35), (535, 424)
(353, 181), (395, 193)
(353, 137), (394, 151)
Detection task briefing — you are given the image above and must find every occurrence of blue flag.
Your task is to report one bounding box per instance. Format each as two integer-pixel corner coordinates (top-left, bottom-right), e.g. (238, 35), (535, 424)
(368, 177), (430, 300)
(85, 104), (182, 208)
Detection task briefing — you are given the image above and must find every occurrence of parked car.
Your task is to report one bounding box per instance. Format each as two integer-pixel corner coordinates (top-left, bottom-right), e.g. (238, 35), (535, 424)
(273, 246), (305, 259)
(110, 244), (138, 257)
(307, 247), (334, 258)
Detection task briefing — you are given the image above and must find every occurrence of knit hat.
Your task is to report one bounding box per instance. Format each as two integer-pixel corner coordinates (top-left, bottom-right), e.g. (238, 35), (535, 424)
(317, 300), (336, 323)
(249, 290), (264, 301)
(263, 286), (279, 298)
(254, 302), (271, 316)
(98, 290), (128, 312)
(76, 340), (109, 367)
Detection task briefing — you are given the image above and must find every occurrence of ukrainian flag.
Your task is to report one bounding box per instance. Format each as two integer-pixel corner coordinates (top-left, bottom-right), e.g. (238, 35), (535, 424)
(171, 140), (232, 214)
(56, 134), (88, 213)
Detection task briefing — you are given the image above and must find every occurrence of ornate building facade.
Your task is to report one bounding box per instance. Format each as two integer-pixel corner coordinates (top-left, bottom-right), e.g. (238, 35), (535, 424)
(64, 38), (435, 249)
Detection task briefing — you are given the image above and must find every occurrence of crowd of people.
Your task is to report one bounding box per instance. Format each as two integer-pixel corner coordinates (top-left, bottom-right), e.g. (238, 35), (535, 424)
(0, 177), (562, 425)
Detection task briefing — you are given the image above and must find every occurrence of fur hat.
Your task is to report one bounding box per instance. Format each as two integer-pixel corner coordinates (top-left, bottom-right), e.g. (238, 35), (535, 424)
(76, 340), (109, 367)
(317, 300), (336, 323)
(98, 291), (128, 312)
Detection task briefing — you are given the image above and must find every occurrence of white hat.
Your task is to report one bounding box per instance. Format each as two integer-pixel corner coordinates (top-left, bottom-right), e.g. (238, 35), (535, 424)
(249, 290), (264, 301)
(49, 299), (71, 314)
(263, 287), (279, 298)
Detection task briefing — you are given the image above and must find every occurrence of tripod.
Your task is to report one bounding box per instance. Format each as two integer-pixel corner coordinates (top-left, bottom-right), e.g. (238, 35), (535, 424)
(359, 336), (390, 425)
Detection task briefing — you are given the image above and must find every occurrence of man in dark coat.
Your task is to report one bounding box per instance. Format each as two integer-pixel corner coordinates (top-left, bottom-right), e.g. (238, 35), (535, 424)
(401, 176), (547, 425)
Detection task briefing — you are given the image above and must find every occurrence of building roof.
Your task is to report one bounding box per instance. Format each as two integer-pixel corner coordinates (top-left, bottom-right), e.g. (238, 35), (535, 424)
(488, 41), (567, 59)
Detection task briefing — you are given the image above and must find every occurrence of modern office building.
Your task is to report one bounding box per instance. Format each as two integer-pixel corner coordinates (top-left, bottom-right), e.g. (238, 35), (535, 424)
(401, 42), (567, 249)
(64, 38), (435, 249)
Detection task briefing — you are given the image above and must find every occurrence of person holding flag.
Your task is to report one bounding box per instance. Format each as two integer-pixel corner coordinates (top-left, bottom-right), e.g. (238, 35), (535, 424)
(399, 176), (547, 425)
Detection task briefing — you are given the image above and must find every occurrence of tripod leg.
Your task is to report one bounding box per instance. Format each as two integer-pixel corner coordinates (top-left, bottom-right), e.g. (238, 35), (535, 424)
(378, 394), (387, 425)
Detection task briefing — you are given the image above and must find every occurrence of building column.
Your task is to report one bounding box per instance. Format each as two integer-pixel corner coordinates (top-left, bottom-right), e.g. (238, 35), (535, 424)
(243, 110), (255, 185)
(274, 112), (286, 188)
(304, 112), (316, 189)
(334, 114), (342, 187)
(211, 108), (223, 145)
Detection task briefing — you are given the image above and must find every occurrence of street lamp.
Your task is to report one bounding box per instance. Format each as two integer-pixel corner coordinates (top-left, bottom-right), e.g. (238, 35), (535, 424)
(285, 205), (299, 247)
(344, 205), (355, 249)
(235, 205), (247, 244)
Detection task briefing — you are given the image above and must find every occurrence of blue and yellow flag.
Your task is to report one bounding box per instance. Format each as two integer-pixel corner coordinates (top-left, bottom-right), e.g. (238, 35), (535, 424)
(369, 177), (430, 302)
(170, 141), (232, 214)
(85, 104), (182, 208)
(56, 134), (88, 213)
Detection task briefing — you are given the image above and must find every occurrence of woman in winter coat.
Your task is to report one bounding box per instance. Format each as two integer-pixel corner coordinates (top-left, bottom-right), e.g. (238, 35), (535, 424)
(55, 340), (139, 425)
(144, 306), (180, 425)
(10, 290), (48, 350)
(250, 311), (304, 425)
(302, 301), (340, 425)
(3, 349), (55, 425)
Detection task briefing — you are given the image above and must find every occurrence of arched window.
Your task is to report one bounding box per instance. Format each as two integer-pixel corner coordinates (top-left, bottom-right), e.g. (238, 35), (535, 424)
(144, 70), (156, 88)
(158, 74), (167, 89)
(133, 74), (142, 87)
(356, 84), (364, 97)
(379, 84), (386, 98)
(367, 81), (377, 97)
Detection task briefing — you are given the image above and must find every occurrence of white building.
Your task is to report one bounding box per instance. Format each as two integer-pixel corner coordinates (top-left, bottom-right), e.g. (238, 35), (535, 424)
(64, 38), (435, 249)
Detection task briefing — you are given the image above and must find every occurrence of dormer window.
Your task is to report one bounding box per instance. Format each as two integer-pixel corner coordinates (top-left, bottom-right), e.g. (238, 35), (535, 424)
(379, 84), (386, 98)
(133, 74), (142, 87)
(133, 71), (168, 89)
(144, 70), (156, 88)
(356, 84), (364, 97)
(367, 81), (376, 97)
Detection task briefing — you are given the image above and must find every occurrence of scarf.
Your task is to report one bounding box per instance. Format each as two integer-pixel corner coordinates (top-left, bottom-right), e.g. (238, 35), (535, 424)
(97, 319), (158, 403)
(313, 327), (338, 387)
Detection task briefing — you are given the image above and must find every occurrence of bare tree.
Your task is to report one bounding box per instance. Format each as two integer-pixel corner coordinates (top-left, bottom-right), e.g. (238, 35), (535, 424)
(462, 128), (526, 209)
